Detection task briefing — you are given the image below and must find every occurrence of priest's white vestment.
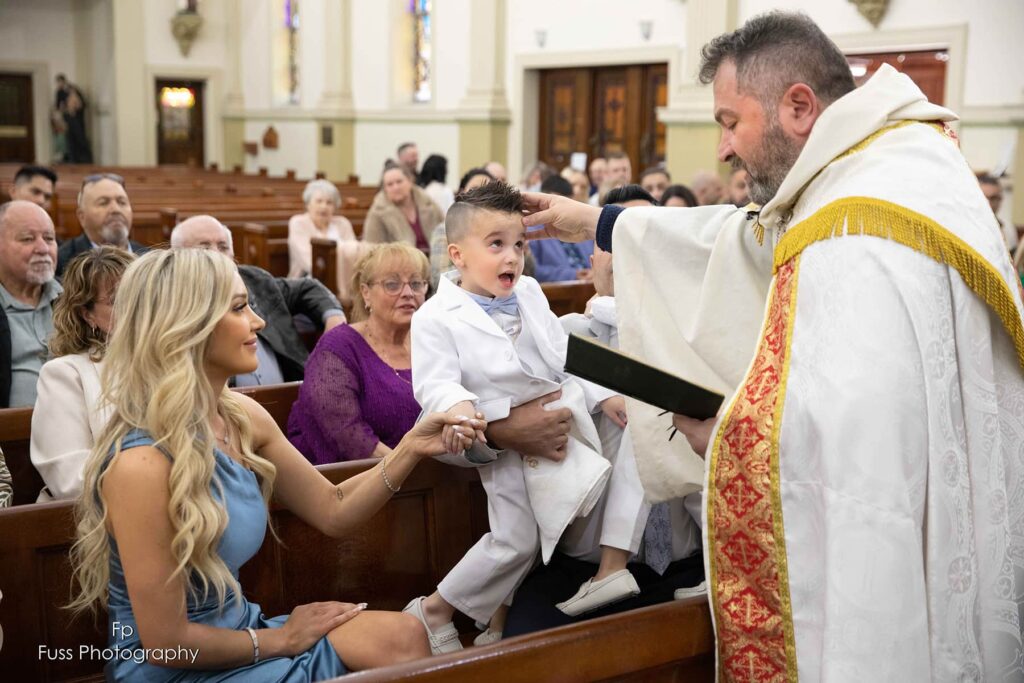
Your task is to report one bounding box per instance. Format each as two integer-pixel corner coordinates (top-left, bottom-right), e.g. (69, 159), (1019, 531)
(613, 65), (1024, 682)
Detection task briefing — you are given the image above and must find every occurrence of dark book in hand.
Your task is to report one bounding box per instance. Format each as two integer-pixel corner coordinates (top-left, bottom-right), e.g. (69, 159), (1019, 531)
(564, 333), (724, 420)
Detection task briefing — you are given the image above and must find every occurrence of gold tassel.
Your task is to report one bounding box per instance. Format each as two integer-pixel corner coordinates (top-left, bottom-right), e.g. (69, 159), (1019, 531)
(774, 196), (1024, 370)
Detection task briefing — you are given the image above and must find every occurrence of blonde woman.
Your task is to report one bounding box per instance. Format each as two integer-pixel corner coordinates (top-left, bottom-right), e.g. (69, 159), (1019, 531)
(31, 246), (135, 502)
(287, 179), (368, 306)
(288, 243), (428, 464)
(69, 249), (484, 681)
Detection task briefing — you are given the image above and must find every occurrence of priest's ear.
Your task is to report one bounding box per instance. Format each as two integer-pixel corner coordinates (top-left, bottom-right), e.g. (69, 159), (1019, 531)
(778, 83), (821, 141)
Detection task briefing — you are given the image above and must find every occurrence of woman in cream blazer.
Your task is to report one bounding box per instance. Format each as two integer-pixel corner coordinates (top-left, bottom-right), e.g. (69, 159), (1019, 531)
(31, 247), (134, 501)
(363, 163), (443, 254)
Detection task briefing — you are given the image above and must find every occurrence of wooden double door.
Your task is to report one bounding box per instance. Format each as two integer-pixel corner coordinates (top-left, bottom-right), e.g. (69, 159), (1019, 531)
(0, 73), (34, 163)
(538, 63), (667, 180)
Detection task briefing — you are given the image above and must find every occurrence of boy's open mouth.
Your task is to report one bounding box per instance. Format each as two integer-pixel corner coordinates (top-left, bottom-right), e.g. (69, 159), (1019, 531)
(498, 272), (515, 286)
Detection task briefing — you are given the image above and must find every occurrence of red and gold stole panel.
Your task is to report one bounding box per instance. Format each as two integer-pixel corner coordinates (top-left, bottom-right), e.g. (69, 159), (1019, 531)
(706, 257), (800, 683)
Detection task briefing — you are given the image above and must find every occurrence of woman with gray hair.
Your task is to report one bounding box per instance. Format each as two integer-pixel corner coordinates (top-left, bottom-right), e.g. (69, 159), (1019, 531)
(288, 179), (367, 306)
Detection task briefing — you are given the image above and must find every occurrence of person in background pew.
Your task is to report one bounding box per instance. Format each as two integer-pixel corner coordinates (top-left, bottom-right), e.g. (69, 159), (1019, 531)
(288, 243), (426, 464)
(659, 183), (699, 208)
(417, 154), (455, 217)
(31, 246), (135, 502)
(0, 445), (11, 508)
(0, 200), (62, 407)
(560, 167), (592, 204)
(638, 167), (671, 203)
(363, 161), (443, 256)
(170, 216), (345, 385)
(288, 179), (368, 307)
(68, 248), (485, 681)
(484, 161), (508, 184)
(529, 175), (594, 283)
(8, 165), (57, 210)
(57, 174), (149, 278)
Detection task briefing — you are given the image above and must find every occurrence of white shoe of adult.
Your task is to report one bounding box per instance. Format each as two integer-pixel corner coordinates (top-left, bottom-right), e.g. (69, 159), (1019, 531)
(555, 569), (640, 616)
(473, 628), (502, 647)
(673, 581), (708, 600)
(402, 596), (464, 655)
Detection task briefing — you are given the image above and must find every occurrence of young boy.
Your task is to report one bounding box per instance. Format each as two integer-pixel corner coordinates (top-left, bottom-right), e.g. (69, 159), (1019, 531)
(405, 183), (638, 653)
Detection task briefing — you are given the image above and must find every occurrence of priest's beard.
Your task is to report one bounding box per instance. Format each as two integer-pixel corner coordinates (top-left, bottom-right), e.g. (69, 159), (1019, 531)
(735, 115), (802, 206)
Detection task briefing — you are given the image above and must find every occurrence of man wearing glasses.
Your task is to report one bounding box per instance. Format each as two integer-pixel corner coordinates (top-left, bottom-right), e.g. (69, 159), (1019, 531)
(170, 215), (345, 385)
(57, 174), (148, 277)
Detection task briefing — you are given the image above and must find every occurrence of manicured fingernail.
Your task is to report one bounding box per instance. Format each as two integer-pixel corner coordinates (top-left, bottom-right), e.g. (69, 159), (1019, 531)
(357, 603), (368, 610)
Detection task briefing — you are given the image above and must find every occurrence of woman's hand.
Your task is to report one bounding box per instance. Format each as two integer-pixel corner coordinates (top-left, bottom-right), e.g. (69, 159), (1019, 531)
(672, 414), (717, 458)
(600, 396), (628, 429)
(280, 601), (366, 655)
(404, 412), (488, 458)
(522, 192), (602, 243)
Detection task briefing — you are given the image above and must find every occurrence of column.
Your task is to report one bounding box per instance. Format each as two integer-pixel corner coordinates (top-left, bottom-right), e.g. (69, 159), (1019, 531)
(661, 0), (739, 184)
(457, 0), (512, 169)
(222, 0), (246, 170)
(317, 0), (356, 180)
(111, 0), (147, 164)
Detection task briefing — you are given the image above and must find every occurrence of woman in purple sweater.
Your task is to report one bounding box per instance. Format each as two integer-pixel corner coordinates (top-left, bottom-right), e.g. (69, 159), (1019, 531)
(289, 243), (428, 463)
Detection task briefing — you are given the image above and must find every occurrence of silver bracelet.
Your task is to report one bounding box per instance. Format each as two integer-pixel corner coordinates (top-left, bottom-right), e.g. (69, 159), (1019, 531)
(246, 627), (260, 664)
(380, 458), (401, 493)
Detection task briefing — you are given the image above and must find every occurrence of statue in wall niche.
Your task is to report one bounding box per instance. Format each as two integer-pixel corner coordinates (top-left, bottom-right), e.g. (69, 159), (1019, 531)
(171, 4), (204, 57)
(262, 126), (279, 150)
(849, 0), (889, 27)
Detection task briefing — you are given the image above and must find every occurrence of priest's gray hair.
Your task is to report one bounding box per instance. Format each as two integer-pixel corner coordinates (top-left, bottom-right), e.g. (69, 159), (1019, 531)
(699, 11), (855, 108)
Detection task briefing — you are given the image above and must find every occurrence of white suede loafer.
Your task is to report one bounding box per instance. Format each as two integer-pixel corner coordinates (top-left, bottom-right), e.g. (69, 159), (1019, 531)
(555, 569), (641, 616)
(402, 596), (464, 655)
(473, 628), (502, 647)
(673, 580), (708, 600)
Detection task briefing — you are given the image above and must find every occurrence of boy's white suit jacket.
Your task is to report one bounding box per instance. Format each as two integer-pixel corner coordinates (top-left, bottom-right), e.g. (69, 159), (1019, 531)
(412, 273), (615, 561)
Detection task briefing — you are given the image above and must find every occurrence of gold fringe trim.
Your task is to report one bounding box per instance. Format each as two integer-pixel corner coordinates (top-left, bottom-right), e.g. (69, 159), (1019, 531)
(774, 196), (1024, 370)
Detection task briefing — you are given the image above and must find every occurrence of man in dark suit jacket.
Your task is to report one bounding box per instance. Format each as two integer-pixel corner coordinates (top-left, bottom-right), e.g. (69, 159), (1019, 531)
(57, 174), (148, 277)
(170, 215), (345, 383)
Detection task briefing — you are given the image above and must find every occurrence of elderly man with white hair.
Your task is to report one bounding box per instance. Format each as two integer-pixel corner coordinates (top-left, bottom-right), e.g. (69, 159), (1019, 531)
(0, 200), (62, 407)
(171, 215), (345, 386)
(287, 179), (367, 306)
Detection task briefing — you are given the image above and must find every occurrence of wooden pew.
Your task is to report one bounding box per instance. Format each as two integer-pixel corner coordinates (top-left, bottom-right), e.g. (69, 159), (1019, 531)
(311, 236), (340, 296)
(541, 280), (596, 316)
(344, 598), (715, 682)
(0, 382), (303, 507)
(0, 457), (489, 682)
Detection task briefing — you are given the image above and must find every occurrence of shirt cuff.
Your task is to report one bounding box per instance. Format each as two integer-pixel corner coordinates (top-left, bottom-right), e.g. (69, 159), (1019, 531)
(596, 205), (624, 252)
(322, 308), (345, 323)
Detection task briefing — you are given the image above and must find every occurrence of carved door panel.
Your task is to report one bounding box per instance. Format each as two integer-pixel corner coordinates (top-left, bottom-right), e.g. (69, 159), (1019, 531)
(847, 50), (947, 105)
(640, 63), (668, 170)
(538, 69), (592, 170)
(592, 66), (643, 181)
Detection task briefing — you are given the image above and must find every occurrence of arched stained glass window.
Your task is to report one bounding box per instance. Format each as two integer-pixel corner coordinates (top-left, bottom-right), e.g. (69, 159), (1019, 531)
(411, 0), (432, 103)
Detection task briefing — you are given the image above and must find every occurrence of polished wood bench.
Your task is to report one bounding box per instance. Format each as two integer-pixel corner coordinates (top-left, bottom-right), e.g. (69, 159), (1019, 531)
(343, 598), (715, 682)
(541, 280), (596, 317)
(0, 457), (489, 682)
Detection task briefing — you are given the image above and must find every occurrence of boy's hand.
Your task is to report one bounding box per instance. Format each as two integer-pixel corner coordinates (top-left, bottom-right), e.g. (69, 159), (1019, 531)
(442, 401), (486, 454)
(600, 396), (628, 429)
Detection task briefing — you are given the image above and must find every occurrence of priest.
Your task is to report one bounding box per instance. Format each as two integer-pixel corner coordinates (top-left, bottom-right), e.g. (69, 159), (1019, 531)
(524, 11), (1024, 682)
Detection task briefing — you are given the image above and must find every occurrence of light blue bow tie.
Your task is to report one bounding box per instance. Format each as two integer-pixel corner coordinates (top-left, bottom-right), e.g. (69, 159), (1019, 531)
(469, 292), (519, 316)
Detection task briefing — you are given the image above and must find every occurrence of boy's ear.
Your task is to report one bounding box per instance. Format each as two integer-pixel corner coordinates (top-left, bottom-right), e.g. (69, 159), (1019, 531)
(448, 242), (464, 269)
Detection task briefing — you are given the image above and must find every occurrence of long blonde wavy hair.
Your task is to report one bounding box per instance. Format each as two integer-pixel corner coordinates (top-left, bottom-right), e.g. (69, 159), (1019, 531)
(69, 249), (277, 615)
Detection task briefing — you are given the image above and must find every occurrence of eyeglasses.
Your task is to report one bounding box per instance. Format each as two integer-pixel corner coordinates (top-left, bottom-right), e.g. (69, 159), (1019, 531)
(81, 173), (125, 190)
(370, 279), (428, 295)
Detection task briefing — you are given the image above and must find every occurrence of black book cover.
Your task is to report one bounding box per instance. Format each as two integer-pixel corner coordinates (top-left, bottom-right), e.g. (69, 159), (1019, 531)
(564, 333), (724, 420)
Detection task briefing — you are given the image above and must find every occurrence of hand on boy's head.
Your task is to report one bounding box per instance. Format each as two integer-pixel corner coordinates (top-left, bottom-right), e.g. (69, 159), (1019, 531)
(521, 192), (601, 243)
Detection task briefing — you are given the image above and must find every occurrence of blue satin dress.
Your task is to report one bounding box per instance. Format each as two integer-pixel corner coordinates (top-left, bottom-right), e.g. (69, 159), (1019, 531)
(102, 430), (347, 682)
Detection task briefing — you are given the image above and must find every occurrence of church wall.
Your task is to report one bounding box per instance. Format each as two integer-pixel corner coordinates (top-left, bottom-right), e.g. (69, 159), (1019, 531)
(354, 119), (461, 188)
(243, 119), (319, 178)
